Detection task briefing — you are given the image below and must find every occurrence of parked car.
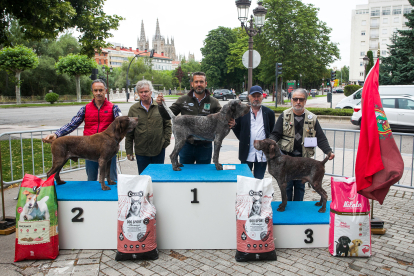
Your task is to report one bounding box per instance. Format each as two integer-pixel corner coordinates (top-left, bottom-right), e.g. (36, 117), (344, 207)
(213, 89), (235, 101)
(239, 91), (248, 101)
(351, 95), (414, 131)
(310, 89), (318, 96)
(335, 88), (344, 93)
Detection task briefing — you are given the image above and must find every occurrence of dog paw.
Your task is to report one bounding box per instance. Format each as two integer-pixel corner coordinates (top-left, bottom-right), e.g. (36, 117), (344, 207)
(315, 202), (322, 206)
(108, 180), (116, 185)
(56, 180), (66, 185)
(178, 163), (184, 167)
(318, 208), (326, 213)
(173, 167), (182, 171)
(23, 215), (28, 221)
(101, 185), (111, 191)
(277, 206), (286, 212)
(215, 164), (223, 170)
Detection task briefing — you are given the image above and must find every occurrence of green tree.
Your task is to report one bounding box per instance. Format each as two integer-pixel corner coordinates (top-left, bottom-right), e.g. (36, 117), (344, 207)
(1, 1), (123, 57)
(254, 0), (340, 103)
(225, 27), (249, 92)
(380, 1), (414, 85)
(338, 66), (349, 84)
(55, 54), (96, 102)
(201, 27), (237, 88)
(366, 51), (374, 77)
(179, 60), (202, 89)
(0, 45), (39, 104)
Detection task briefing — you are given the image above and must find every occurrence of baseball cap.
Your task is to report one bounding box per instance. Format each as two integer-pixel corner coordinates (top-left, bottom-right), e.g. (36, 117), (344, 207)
(249, 85), (263, 95)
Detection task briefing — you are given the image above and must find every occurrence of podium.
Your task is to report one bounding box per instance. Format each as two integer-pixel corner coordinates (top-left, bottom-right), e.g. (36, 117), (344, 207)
(56, 164), (330, 250)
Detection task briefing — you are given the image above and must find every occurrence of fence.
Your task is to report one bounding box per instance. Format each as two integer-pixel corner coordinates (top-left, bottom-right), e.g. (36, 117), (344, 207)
(0, 127), (127, 187)
(1, 127), (413, 189)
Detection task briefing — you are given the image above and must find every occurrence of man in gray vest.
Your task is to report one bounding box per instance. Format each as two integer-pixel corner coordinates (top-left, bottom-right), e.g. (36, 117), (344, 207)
(269, 88), (335, 201)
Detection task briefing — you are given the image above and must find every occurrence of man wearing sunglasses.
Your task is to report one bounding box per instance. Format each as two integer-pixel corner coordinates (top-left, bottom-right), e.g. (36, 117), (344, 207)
(270, 88), (335, 201)
(43, 79), (122, 182)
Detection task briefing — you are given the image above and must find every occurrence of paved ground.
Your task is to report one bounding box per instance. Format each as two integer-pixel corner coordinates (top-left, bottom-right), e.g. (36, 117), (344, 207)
(1, 94), (414, 275)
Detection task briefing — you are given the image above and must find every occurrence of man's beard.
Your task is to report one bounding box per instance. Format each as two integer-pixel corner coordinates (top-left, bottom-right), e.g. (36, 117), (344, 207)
(292, 104), (304, 112)
(250, 100), (261, 107)
(194, 87), (204, 94)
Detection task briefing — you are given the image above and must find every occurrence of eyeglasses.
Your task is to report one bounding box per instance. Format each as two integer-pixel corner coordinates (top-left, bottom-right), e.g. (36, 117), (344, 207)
(292, 98), (305, 102)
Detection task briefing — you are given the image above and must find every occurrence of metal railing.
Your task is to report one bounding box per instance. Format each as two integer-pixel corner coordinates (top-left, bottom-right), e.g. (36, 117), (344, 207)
(0, 127), (127, 187)
(320, 128), (413, 189)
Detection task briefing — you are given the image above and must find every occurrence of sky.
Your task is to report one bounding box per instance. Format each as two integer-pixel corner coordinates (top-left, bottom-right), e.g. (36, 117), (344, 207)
(102, 0), (367, 69)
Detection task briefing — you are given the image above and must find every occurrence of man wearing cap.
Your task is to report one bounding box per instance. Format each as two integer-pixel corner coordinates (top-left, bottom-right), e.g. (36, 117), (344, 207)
(233, 85), (275, 179)
(269, 88), (335, 201)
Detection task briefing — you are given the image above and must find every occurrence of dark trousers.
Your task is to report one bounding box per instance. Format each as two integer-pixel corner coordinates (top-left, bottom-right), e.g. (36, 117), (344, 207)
(85, 155), (117, 182)
(286, 180), (305, 201)
(136, 148), (166, 174)
(179, 141), (212, 164)
(246, 161), (267, 179)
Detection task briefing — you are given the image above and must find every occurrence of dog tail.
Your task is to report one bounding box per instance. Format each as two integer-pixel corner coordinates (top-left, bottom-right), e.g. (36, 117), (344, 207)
(321, 153), (331, 165)
(162, 100), (176, 120)
(39, 196), (49, 204)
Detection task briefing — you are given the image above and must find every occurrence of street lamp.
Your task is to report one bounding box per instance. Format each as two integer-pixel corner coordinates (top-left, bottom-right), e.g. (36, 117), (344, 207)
(235, 0), (267, 91)
(102, 65), (113, 101)
(187, 72), (193, 88)
(363, 55), (369, 81)
(126, 50), (154, 102)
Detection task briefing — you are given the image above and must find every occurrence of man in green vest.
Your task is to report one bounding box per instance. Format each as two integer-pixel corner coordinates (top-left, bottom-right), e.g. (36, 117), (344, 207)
(270, 88), (335, 201)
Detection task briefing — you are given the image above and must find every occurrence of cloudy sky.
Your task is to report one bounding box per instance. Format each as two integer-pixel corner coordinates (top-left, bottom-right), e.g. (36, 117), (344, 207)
(102, 0), (366, 69)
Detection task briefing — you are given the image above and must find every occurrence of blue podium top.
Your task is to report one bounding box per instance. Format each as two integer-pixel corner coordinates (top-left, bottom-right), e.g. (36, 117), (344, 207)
(141, 164), (253, 182)
(272, 201), (331, 225)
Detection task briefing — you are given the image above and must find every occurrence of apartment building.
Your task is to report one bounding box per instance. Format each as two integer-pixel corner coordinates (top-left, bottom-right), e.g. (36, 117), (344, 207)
(349, 0), (412, 84)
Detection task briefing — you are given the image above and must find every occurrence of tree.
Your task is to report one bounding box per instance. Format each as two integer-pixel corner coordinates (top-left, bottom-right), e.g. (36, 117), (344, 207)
(176, 66), (184, 91)
(1, 1), (123, 57)
(201, 27), (237, 88)
(225, 27), (249, 92)
(55, 54), (96, 102)
(366, 50), (374, 77)
(380, 1), (414, 85)
(254, 0), (340, 103)
(0, 45), (39, 104)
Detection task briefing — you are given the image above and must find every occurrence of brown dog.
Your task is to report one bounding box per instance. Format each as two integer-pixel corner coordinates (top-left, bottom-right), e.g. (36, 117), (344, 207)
(44, 116), (138, 190)
(253, 138), (330, 213)
(349, 239), (362, 256)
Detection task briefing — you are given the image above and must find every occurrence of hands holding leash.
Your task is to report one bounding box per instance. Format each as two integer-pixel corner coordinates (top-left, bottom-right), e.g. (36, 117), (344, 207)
(329, 152), (335, 160)
(127, 154), (135, 161)
(42, 134), (57, 144)
(156, 93), (164, 106)
(228, 118), (236, 129)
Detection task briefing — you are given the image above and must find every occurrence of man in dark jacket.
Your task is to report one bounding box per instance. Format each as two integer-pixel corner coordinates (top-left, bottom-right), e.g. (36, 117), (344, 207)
(233, 85), (275, 179)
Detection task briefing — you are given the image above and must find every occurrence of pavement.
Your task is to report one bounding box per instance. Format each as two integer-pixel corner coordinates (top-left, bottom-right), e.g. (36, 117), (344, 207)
(1, 93), (414, 275)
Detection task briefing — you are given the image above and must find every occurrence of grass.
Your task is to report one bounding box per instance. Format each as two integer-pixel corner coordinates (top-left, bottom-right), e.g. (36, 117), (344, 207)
(0, 139), (125, 183)
(0, 102), (91, 108)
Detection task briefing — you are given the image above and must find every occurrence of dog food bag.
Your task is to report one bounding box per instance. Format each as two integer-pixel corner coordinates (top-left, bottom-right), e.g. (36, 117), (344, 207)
(15, 174), (59, 262)
(329, 177), (371, 257)
(115, 174), (158, 261)
(235, 175), (277, 262)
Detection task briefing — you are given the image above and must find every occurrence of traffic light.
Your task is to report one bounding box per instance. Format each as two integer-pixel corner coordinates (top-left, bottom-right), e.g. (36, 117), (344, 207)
(276, 63), (282, 76)
(331, 70), (336, 81)
(326, 79), (330, 86)
(89, 68), (98, 80)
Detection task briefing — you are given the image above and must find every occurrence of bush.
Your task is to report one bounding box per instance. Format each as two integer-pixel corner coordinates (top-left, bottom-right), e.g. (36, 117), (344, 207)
(45, 92), (59, 104)
(344, 85), (362, 97)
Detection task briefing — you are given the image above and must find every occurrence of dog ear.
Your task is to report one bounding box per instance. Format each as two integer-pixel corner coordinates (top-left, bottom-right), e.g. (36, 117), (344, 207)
(268, 144), (276, 159)
(226, 102), (238, 121)
(23, 190), (30, 195)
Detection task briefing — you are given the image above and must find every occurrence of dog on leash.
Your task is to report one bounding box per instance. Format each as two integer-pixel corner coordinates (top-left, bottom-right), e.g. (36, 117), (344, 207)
(19, 189), (50, 222)
(253, 138), (330, 213)
(44, 116), (138, 191)
(162, 99), (250, 171)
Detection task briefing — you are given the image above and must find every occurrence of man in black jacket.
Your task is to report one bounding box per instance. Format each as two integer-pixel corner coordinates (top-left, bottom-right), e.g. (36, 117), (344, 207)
(233, 85), (275, 179)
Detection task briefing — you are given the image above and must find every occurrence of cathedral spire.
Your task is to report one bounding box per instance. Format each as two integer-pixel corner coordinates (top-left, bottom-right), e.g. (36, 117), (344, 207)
(140, 20), (146, 41)
(155, 18), (161, 39)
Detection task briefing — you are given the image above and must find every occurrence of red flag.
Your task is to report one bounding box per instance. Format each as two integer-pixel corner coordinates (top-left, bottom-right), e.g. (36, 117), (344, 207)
(355, 59), (404, 204)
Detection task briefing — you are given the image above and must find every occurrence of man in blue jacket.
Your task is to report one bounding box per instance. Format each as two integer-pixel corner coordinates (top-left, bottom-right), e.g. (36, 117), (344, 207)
(233, 85), (276, 179)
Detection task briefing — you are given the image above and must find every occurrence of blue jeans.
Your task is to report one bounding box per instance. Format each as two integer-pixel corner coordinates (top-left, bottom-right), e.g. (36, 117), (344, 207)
(136, 148), (166, 174)
(286, 180), (305, 201)
(85, 155), (117, 182)
(246, 161), (267, 179)
(179, 141), (212, 164)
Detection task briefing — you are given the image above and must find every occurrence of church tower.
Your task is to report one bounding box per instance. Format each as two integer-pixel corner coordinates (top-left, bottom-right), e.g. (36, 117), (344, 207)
(151, 19), (177, 60)
(137, 20), (149, 51)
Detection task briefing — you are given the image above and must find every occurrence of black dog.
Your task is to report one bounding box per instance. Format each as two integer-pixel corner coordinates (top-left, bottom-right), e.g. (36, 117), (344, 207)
(335, 236), (351, 257)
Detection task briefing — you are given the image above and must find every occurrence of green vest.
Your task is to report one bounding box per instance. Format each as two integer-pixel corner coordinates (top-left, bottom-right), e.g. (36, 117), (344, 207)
(277, 108), (317, 158)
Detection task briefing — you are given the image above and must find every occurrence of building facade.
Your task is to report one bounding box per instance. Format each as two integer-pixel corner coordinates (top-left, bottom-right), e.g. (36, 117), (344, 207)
(350, 0), (412, 84)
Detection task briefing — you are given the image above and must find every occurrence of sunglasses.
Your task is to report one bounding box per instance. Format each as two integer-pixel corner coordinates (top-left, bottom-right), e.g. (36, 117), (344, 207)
(292, 98), (305, 102)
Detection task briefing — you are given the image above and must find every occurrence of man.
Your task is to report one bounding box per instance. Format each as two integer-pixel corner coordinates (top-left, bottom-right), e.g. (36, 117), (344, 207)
(125, 80), (172, 174)
(233, 85), (275, 179)
(43, 79), (121, 182)
(156, 71), (232, 164)
(270, 88), (335, 201)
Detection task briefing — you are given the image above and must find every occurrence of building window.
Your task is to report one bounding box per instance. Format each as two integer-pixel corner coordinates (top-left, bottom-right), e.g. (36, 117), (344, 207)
(360, 51), (365, 56)
(362, 20), (366, 26)
(382, 7), (391, 15)
(393, 7), (402, 15)
(404, 7), (413, 14)
(382, 39), (387, 45)
(381, 50), (387, 56)
(383, 18), (388, 24)
(393, 28), (398, 33)
(361, 30), (366, 35)
(360, 62), (363, 66)
(382, 28), (388, 35)
(360, 72), (364, 77)
(356, 9), (369, 14)
(394, 17), (400, 23)
(371, 8), (380, 16)
(373, 51), (377, 58)
(361, 41), (366, 46)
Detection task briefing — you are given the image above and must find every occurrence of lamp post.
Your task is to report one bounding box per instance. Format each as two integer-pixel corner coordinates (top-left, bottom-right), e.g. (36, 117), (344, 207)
(102, 65), (113, 101)
(363, 55), (369, 81)
(235, 0), (267, 91)
(126, 50), (154, 102)
(188, 72), (193, 88)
